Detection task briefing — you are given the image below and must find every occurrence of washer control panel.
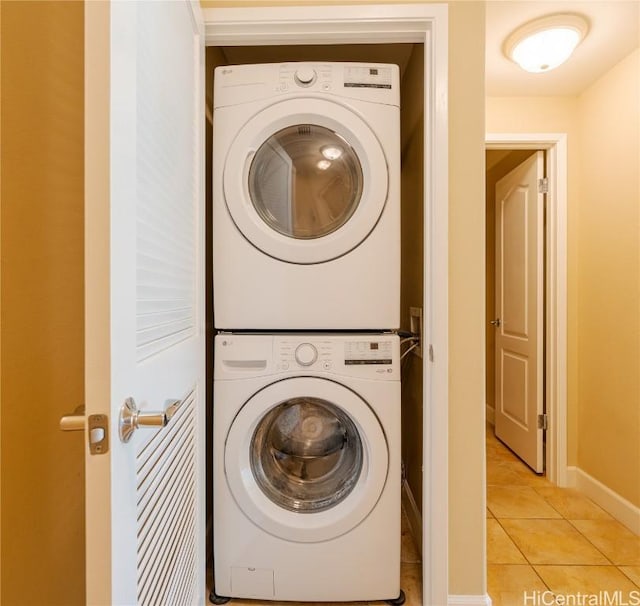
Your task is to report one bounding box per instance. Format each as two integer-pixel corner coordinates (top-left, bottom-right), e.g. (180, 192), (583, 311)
(215, 334), (399, 380)
(274, 334), (399, 378)
(344, 340), (393, 365)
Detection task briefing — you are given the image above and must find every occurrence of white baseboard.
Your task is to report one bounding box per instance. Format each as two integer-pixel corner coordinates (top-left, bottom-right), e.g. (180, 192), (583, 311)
(401, 478), (422, 557)
(485, 404), (495, 426)
(567, 466), (640, 535)
(449, 594), (492, 606)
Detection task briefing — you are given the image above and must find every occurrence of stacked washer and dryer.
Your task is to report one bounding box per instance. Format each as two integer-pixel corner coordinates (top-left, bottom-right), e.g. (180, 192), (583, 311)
(211, 62), (405, 605)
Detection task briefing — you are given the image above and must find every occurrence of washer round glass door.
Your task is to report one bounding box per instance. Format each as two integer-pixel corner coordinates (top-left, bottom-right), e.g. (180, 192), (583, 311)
(223, 98), (389, 264)
(224, 377), (389, 543)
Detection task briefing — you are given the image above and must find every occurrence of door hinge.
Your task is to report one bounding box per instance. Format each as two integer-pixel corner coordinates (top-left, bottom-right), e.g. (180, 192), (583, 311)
(537, 413), (548, 431)
(538, 178), (549, 194)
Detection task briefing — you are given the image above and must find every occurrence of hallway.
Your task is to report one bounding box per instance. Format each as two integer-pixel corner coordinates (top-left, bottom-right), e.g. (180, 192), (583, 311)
(486, 426), (640, 605)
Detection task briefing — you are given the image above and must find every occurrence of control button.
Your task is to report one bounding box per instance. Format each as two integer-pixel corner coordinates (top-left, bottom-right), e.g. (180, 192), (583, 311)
(295, 343), (318, 366)
(281, 362), (289, 370)
(294, 67), (317, 86)
(322, 361), (332, 370)
(321, 83), (331, 91)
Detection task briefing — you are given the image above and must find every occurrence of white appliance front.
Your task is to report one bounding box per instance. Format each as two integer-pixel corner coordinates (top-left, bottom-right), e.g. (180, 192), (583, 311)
(212, 333), (401, 602)
(212, 62), (400, 330)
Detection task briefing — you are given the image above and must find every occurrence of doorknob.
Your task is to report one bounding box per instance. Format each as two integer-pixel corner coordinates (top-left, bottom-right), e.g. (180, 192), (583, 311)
(119, 397), (181, 443)
(490, 318), (501, 327)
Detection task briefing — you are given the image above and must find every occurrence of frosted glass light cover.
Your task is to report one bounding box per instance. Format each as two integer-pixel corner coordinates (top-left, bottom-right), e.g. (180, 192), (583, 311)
(504, 14), (589, 74)
(512, 27), (581, 73)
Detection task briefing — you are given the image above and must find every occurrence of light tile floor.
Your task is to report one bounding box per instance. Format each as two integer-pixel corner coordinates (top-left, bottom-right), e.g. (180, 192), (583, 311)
(487, 425), (640, 606)
(210, 506), (422, 606)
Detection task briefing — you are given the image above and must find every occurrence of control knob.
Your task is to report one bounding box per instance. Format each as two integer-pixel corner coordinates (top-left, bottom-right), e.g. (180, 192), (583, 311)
(295, 343), (318, 366)
(294, 67), (317, 86)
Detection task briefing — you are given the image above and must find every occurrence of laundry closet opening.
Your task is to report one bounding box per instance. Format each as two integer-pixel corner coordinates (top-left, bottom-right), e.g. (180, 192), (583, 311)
(204, 42), (425, 564)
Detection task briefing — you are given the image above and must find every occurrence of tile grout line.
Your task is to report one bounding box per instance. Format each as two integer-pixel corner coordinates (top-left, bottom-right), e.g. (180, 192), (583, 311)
(486, 427), (635, 599)
(564, 518), (617, 566)
(491, 514), (553, 592)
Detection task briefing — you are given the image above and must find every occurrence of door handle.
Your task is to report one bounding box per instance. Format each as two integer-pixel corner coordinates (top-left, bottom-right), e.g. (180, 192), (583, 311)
(59, 405), (109, 455)
(490, 318), (501, 327)
(60, 405), (86, 431)
(119, 397), (181, 443)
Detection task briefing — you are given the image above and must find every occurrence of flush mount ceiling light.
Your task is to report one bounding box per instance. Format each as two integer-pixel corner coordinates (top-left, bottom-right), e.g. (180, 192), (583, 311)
(504, 14), (589, 73)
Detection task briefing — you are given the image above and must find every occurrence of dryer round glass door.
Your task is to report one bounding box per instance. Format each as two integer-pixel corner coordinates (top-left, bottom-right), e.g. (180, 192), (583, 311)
(224, 377), (389, 543)
(223, 98), (389, 264)
(249, 126), (363, 240)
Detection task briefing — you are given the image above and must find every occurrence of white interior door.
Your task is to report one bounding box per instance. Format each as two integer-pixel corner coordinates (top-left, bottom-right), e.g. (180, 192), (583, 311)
(494, 151), (545, 473)
(84, 1), (205, 604)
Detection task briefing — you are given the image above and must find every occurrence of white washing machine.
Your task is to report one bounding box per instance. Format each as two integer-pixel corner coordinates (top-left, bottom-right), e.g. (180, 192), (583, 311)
(212, 62), (400, 330)
(212, 333), (402, 603)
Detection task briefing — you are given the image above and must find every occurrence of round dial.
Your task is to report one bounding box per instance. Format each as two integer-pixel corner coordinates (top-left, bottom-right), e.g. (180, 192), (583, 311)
(294, 67), (317, 86)
(295, 343), (318, 366)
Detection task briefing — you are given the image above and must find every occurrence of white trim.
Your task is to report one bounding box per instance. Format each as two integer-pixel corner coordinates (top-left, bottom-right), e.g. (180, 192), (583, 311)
(567, 466), (640, 536)
(486, 133), (568, 488)
(204, 5), (449, 605)
(449, 594), (493, 606)
(401, 479), (423, 558)
(203, 3), (446, 45)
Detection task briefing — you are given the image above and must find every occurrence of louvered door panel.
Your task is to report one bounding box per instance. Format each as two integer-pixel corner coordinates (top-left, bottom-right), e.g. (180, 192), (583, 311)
(135, 0), (198, 363)
(136, 391), (197, 606)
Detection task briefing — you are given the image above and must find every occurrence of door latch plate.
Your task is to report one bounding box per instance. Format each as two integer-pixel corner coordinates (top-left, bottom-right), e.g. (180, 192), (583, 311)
(88, 414), (109, 455)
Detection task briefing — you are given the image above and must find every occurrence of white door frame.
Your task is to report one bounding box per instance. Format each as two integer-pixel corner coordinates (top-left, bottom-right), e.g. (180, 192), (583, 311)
(203, 4), (450, 604)
(486, 133), (568, 487)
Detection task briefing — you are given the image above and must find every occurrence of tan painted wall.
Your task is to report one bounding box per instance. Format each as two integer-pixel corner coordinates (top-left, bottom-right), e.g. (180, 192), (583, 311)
(576, 48), (640, 507)
(486, 96), (581, 467)
(446, 2), (487, 595)
(486, 47), (640, 509)
(0, 2), (86, 604)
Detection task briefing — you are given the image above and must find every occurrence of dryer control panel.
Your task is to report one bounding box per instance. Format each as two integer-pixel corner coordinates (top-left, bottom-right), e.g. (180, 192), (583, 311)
(214, 62), (400, 109)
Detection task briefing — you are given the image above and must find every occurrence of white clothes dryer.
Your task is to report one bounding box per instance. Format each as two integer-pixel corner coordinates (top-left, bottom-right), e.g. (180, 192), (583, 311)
(212, 333), (403, 604)
(212, 62), (400, 330)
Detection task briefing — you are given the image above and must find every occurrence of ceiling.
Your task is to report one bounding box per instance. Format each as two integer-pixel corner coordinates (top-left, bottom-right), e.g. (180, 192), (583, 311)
(486, 1), (640, 96)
